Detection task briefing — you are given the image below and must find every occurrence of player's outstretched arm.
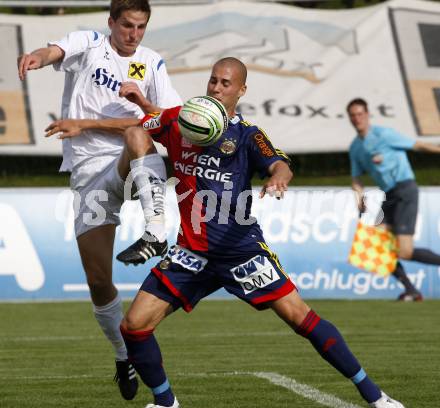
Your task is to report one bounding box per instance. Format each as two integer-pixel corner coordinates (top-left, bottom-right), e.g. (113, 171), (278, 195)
(119, 82), (162, 114)
(17, 45), (64, 80)
(45, 118), (141, 139)
(413, 141), (440, 154)
(259, 160), (293, 199)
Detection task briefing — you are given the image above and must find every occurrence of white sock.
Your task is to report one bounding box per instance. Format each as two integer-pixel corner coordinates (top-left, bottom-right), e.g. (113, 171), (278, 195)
(130, 154), (167, 242)
(93, 295), (127, 361)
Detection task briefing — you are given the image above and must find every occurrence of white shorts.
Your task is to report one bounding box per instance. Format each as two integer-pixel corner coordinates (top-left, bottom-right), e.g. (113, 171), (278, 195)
(70, 155), (126, 238)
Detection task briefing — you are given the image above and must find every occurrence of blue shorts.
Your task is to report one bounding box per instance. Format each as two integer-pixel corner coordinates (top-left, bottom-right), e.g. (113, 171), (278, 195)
(140, 243), (296, 312)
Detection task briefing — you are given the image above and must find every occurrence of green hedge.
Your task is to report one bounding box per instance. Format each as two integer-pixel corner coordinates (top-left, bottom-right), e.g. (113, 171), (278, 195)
(1, 152), (439, 187)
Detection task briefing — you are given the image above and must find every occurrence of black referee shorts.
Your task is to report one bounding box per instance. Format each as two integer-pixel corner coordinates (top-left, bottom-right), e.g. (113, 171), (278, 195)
(381, 180), (418, 235)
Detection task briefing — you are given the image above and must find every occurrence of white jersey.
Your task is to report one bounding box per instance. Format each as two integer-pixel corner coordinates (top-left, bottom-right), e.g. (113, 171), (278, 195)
(49, 30), (182, 172)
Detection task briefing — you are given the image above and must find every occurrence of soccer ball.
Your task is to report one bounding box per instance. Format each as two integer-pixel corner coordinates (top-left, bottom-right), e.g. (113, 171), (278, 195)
(177, 96), (229, 146)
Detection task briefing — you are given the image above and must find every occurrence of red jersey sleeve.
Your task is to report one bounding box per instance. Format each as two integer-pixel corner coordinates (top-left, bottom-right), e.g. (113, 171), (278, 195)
(140, 106), (181, 148)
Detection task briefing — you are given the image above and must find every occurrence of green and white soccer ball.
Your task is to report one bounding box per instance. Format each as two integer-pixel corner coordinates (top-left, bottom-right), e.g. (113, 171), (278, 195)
(177, 96), (229, 146)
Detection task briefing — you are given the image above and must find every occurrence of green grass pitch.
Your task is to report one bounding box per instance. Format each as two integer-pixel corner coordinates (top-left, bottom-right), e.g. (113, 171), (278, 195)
(0, 299), (438, 407)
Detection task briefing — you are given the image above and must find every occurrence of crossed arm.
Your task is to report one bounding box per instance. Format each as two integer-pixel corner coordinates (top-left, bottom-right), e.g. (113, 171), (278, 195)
(45, 85), (161, 138)
(45, 117), (141, 139)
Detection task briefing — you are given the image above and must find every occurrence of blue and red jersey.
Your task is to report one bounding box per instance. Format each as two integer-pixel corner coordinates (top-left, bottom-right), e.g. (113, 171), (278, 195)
(141, 106), (290, 256)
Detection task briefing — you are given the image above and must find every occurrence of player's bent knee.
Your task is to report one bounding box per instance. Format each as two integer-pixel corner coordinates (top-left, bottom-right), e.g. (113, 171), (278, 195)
(122, 313), (157, 332)
(123, 126), (140, 140)
(123, 126), (140, 147)
(124, 126), (154, 152)
(120, 317), (138, 332)
(120, 318), (155, 343)
(122, 292), (171, 332)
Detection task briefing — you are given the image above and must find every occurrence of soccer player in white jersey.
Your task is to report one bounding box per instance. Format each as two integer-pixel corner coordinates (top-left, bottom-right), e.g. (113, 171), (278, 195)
(17, 0), (181, 400)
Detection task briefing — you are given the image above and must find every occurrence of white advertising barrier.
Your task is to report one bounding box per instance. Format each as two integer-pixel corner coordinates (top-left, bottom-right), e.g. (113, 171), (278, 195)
(1, 0), (440, 155)
(1, 187), (439, 301)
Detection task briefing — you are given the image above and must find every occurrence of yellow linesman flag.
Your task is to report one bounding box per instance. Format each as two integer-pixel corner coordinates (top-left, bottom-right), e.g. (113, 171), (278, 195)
(348, 222), (398, 276)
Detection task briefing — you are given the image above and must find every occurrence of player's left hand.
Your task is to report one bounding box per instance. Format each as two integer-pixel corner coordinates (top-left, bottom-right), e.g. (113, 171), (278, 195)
(45, 120), (83, 139)
(260, 161), (292, 199)
(259, 181), (288, 200)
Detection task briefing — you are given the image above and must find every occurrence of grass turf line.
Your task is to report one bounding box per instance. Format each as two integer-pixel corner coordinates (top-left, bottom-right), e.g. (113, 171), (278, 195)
(0, 300), (438, 407)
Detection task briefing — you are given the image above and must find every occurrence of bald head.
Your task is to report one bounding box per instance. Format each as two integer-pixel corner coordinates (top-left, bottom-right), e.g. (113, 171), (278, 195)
(213, 57), (247, 85)
(207, 57), (247, 117)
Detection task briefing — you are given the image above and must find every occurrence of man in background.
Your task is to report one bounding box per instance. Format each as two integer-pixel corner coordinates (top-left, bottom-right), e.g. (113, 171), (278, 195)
(347, 98), (440, 301)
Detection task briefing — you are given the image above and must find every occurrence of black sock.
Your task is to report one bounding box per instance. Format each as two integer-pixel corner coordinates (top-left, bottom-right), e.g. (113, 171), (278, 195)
(411, 248), (440, 265)
(393, 262), (418, 293)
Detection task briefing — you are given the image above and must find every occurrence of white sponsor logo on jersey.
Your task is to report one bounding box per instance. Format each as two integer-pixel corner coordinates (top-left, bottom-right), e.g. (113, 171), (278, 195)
(143, 113), (162, 130)
(167, 245), (207, 273)
(174, 151), (233, 182)
(231, 255), (280, 294)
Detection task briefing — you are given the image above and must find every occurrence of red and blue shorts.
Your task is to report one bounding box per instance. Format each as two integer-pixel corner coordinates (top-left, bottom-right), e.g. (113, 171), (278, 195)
(140, 243), (296, 312)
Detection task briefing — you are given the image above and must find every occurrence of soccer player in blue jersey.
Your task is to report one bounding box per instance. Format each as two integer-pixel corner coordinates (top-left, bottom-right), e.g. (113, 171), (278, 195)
(114, 59), (404, 408)
(347, 98), (440, 301)
(50, 59), (405, 408)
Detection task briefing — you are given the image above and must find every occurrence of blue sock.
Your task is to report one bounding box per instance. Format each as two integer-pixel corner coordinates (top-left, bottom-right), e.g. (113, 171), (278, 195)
(295, 310), (381, 403)
(121, 326), (175, 407)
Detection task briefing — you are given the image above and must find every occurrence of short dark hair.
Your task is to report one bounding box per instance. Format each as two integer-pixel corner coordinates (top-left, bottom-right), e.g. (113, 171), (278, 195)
(346, 98), (368, 113)
(110, 0), (151, 21)
(214, 57), (247, 85)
